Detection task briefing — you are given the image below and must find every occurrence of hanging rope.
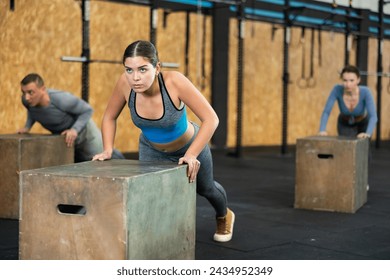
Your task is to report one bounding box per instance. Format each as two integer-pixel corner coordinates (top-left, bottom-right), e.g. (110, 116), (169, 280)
(201, 14), (207, 90)
(234, 0), (245, 158)
(184, 11), (190, 77)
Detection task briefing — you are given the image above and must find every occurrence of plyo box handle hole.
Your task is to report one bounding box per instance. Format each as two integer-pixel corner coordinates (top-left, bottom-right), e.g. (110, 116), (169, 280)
(57, 204), (87, 215)
(317, 154), (334, 159)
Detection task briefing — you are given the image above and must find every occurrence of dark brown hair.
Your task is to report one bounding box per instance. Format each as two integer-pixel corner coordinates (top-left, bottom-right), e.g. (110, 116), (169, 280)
(122, 40), (159, 67)
(340, 65), (360, 78)
(20, 73), (44, 87)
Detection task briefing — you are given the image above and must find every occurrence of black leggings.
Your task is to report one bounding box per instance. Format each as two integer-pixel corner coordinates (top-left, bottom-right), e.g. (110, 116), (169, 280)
(138, 122), (228, 217)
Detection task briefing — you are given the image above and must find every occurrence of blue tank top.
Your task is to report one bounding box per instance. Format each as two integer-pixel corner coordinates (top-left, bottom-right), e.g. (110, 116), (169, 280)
(128, 73), (188, 144)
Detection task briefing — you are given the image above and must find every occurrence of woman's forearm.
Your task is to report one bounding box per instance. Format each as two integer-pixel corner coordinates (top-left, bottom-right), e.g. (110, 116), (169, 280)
(101, 115), (117, 155)
(185, 118), (218, 158)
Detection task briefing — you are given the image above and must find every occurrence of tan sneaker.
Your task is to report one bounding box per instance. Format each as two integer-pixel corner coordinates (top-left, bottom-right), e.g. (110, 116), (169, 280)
(213, 208), (235, 242)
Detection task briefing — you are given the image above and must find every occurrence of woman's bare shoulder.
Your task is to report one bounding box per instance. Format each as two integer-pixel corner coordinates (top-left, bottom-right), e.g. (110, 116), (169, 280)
(162, 70), (189, 87)
(161, 70), (184, 79)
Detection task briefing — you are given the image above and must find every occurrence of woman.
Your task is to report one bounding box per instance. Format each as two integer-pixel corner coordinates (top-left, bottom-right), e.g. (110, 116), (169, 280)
(318, 65), (377, 138)
(93, 40), (234, 242)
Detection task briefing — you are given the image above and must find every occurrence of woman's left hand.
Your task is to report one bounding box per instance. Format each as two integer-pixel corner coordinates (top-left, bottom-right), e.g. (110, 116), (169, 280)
(178, 155), (201, 183)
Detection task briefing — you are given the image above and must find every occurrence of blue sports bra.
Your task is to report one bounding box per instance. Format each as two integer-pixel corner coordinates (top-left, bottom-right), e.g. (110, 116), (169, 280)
(128, 73), (188, 144)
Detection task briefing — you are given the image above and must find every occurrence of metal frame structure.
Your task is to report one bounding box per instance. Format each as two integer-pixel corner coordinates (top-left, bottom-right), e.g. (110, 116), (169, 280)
(105, 0), (390, 38)
(7, 0), (389, 151)
(68, 0), (390, 153)
(105, 0), (390, 152)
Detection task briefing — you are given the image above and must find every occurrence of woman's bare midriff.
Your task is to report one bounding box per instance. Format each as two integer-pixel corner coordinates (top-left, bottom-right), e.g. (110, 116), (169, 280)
(150, 122), (195, 152)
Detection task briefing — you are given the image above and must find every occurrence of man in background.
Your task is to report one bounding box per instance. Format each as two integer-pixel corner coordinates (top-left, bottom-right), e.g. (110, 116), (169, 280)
(17, 73), (124, 162)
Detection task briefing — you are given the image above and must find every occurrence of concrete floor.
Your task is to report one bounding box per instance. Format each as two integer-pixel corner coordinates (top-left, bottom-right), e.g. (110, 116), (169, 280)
(195, 141), (390, 260)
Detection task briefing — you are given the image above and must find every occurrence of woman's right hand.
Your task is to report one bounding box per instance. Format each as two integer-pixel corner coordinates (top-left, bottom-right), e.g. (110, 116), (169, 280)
(92, 150), (112, 161)
(318, 131), (328, 136)
(178, 154), (201, 183)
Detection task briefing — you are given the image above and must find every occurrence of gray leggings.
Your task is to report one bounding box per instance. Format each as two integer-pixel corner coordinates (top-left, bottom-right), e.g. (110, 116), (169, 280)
(138, 122), (228, 217)
(74, 120), (125, 162)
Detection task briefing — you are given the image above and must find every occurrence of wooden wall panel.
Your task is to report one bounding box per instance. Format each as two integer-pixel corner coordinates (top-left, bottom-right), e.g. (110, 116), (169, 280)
(288, 29), (347, 143)
(88, 1), (151, 152)
(1, 0), (389, 153)
(226, 18), (388, 148)
(227, 20), (284, 147)
(366, 39), (390, 141)
(1, 0), (81, 136)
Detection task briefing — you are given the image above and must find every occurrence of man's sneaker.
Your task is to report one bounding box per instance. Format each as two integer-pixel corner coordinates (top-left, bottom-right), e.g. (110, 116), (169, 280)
(213, 208), (235, 242)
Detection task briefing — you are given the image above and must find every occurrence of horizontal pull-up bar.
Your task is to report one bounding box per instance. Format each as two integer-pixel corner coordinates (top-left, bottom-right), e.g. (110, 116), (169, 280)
(337, 69), (390, 77)
(61, 56), (179, 68)
(360, 71), (390, 77)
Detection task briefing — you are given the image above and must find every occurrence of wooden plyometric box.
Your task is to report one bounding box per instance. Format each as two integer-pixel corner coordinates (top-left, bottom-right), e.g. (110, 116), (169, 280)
(19, 159), (196, 260)
(295, 136), (369, 213)
(0, 134), (74, 219)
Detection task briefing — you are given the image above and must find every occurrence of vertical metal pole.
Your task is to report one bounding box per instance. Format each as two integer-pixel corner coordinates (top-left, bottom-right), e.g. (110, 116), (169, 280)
(344, 0), (352, 66)
(150, 0), (158, 46)
(211, 4), (230, 150)
(375, 0), (384, 148)
(356, 9), (370, 86)
(281, 0), (290, 154)
(81, 0), (90, 102)
(234, 0), (245, 158)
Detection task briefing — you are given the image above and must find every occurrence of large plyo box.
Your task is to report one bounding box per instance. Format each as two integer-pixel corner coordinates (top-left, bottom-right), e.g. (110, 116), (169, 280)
(295, 136), (369, 213)
(0, 133), (74, 219)
(19, 159), (196, 260)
